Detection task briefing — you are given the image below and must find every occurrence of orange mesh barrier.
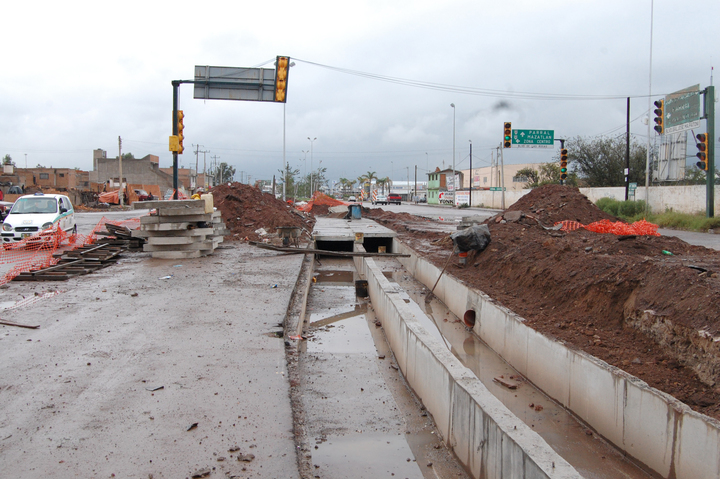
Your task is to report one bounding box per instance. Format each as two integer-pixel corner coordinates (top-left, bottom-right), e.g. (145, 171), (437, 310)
(296, 192), (348, 212)
(556, 219), (660, 236)
(0, 217), (142, 285)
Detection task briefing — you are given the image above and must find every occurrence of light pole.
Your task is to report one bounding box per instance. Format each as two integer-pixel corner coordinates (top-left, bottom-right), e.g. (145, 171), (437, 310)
(301, 150), (309, 197)
(307, 137), (316, 196)
(450, 103), (456, 198)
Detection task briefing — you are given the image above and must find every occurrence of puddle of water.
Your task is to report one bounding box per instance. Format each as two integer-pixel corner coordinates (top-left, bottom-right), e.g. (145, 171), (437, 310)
(302, 262), (469, 479)
(314, 270), (355, 284)
(313, 433), (423, 479)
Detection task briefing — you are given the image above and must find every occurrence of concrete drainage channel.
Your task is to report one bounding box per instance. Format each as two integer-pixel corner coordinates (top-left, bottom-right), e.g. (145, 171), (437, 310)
(284, 236), (658, 477)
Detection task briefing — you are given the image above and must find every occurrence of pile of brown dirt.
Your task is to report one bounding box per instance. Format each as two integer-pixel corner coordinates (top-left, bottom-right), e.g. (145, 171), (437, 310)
(369, 185), (720, 420)
(212, 183), (315, 242)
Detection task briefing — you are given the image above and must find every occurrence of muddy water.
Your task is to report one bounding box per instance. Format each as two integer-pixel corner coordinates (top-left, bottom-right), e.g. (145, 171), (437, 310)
(376, 259), (653, 479)
(299, 258), (470, 479)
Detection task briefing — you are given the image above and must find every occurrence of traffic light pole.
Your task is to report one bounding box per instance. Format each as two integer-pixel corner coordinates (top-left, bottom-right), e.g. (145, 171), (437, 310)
(704, 85), (715, 218)
(172, 81), (180, 200)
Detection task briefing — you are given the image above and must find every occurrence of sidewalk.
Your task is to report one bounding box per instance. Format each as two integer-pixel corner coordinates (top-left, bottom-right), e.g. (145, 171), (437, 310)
(0, 243), (304, 478)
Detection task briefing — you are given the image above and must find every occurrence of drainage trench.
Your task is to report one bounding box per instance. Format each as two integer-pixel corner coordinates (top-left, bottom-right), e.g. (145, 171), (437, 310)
(298, 241), (654, 478)
(371, 257), (653, 479)
(297, 255), (470, 478)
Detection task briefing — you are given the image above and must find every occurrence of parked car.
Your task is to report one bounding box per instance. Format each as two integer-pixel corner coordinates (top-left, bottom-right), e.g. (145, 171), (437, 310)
(347, 196), (357, 202)
(8, 186), (23, 194)
(372, 195), (388, 205)
(1, 193), (76, 242)
(387, 194), (402, 205)
(134, 189), (156, 201)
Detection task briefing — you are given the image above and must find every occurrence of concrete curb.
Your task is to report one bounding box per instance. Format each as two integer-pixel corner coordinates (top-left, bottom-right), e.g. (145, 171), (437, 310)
(394, 240), (720, 479)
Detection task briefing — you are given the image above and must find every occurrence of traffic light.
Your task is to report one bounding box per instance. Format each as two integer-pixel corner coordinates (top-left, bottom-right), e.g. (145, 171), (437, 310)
(560, 149), (568, 180)
(274, 56), (290, 102)
(696, 133), (709, 171)
(177, 110), (184, 154)
(653, 99), (664, 134)
(503, 122), (512, 148)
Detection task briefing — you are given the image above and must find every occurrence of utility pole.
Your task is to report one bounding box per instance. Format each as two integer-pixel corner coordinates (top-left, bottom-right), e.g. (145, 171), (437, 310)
(414, 165), (417, 204)
(469, 140), (472, 207)
(118, 136), (124, 206)
(406, 166), (410, 202)
(193, 144), (204, 192)
(625, 98), (631, 200)
(498, 145), (506, 209)
(211, 155), (220, 185)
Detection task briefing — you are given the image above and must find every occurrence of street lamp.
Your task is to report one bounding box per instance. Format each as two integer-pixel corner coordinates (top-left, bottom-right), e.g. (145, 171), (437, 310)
(301, 150), (309, 197)
(308, 137), (317, 196)
(450, 103), (456, 197)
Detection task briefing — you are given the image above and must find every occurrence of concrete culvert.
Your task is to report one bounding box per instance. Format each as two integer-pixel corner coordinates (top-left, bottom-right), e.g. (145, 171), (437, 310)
(463, 310), (476, 328)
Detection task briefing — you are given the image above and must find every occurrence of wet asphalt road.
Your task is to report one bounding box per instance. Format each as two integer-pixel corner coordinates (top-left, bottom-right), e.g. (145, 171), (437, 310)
(366, 201), (720, 251)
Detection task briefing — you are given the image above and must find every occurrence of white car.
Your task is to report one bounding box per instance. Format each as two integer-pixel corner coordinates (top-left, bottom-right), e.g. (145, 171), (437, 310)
(372, 195), (388, 205)
(1, 193), (76, 242)
(347, 196), (357, 202)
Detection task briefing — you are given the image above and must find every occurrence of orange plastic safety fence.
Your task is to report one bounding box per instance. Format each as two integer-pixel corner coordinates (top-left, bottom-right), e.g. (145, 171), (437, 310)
(295, 192), (348, 212)
(0, 217), (142, 286)
(555, 219), (660, 236)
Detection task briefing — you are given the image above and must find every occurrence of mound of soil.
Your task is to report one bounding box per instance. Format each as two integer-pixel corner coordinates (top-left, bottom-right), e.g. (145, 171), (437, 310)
(368, 185), (720, 420)
(212, 183), (315, 242)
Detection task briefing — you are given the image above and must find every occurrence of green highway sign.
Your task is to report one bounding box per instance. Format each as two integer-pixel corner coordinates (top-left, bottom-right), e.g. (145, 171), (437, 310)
(629, 182), (637, 190)
(664, 85), (702, 134)
(512, 129), (554, 148)
(489, 187), (505, 191)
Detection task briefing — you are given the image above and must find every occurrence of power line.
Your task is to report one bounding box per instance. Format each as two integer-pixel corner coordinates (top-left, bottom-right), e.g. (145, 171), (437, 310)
(294, 58), (657, 101)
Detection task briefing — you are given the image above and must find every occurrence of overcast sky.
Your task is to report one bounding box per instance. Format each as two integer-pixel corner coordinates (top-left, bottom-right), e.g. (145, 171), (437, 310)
(1, 0), (717, 186)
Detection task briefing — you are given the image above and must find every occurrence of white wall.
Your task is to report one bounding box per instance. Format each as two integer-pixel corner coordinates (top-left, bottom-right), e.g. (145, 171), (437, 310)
(469, 184), (719, 215)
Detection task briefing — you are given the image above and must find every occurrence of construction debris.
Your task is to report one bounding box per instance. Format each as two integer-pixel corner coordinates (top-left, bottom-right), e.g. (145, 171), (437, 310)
(13, 244), (124, 281)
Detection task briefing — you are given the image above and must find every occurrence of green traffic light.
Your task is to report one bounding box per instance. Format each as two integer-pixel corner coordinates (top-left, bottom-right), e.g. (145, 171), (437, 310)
(561, 167), (567, 173)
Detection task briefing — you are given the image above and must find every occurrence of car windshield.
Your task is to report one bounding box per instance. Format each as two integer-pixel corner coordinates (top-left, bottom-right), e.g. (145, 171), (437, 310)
(10, 197), (58, 214)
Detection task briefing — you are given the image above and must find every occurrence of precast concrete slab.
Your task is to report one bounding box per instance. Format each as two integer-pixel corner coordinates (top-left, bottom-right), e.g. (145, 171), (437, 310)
(313, 217), (396, 243)
(393, 239), (720, 479)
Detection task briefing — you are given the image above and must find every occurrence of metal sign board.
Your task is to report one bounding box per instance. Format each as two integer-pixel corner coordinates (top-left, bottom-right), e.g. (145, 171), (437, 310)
(629, 182), (637, 190)
(664, 85), (702, 134)
(193, 65), (276, 102)
(490, 187), (506, 191)
(512, 129), (554, 148)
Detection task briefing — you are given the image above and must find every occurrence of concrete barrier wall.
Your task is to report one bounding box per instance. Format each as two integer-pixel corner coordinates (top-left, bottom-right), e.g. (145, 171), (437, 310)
(353, 247), (582, 479)
(394, 240), (720, 479)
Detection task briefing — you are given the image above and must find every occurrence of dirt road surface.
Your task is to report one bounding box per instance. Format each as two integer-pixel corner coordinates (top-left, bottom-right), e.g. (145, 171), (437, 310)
(0, 244), (303, 478)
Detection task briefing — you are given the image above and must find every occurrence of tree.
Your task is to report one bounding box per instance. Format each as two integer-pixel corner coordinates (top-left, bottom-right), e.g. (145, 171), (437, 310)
(121, 153), (135, 161)
(357, 171), (377, 196)
(515, 167), (539, 188)
(515, 163), (577, 188)
(376, 177), (392, 194)
(212, 162), (235, 183)
(278, 164), (300, 197)
(2, 154), (14, 166)
(313, 165), (328, 192)
(568, 135), (646, 187)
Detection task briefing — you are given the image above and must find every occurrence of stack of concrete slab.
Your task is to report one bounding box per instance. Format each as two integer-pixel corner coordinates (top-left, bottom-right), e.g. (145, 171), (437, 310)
(132, 198), (228, 259)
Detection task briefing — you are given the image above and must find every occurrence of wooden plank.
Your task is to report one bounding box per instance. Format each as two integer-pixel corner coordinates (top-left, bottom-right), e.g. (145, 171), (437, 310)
(0, 320), (40, 329)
